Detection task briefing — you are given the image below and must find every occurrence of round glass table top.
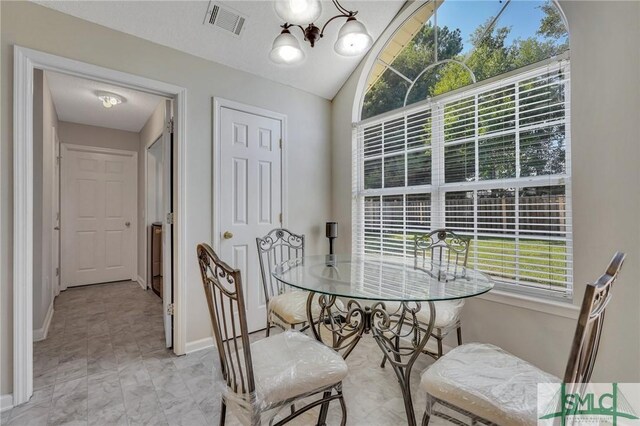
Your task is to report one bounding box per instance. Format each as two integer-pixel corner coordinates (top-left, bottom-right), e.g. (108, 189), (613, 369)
(272, 254), (494, 302)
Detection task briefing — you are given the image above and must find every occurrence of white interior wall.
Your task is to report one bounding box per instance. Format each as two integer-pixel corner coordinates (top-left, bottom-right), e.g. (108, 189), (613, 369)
(1, 1), (333, 395)
(32, 69), (59, 335)
(138, 101), (165, 286)
(148, 140), (164, 224)
(58, 122), (140, 152)
(331, 0), (640, 382)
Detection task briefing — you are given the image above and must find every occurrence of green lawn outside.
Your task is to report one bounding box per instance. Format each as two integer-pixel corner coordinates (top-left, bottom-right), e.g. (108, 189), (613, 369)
(376, 233), (569, 288)
(472, 237), (568, 287)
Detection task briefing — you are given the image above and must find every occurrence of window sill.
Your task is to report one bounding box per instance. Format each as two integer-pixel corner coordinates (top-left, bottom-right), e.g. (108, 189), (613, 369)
(476, 289), (580, 319)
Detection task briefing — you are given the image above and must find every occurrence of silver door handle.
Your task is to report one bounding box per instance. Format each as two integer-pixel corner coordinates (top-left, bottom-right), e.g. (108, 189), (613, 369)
(125, 221), (131, 227)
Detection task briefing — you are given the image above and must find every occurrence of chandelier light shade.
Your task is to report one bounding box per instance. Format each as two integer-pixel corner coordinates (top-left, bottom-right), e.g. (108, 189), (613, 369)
(269, 0), (372, 64)
(269, 29), (306, 64)
(334, 17), (373, 56)
(274, 0), (322, 25)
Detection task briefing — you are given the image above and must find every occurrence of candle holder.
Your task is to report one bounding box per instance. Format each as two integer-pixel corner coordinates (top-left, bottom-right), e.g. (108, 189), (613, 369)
(326, 222), (338, 255)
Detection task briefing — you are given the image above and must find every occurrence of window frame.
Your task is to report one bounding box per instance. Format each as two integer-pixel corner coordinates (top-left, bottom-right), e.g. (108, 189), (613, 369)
(353, 57), (573, 301)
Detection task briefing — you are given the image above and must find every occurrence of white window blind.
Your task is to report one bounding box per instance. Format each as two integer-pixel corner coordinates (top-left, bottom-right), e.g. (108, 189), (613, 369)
(353, 61), (572, 299)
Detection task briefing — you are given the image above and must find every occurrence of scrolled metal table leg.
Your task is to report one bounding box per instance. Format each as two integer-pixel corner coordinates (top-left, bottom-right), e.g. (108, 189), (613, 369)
(370, 301), (436, 426)
(307, 292), (368, 425)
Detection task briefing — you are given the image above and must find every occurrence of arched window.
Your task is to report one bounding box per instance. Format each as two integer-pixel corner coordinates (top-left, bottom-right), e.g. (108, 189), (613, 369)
(353, 0), (572, 298)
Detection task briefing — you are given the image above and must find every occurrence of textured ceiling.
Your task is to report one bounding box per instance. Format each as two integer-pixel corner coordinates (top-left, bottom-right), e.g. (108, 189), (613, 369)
(34, 1), (405, 99)
(46, 71), (165, 132)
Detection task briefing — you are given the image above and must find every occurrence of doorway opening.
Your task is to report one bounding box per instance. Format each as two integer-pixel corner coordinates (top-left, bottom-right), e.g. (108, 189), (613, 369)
(13, 46), (187, 406)
(30, 67), (176, 392)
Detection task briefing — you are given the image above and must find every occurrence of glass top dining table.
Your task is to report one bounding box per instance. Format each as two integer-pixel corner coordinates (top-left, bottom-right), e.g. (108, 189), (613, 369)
(272, 253), (494, 426)
(272, 253), (494, 302)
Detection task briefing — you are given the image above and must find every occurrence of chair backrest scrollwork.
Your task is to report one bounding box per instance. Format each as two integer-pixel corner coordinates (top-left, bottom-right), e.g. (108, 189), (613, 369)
(256, 228), (305, 304)
(414, 229), (470, 273)
(564, 252), (625, 385)
(197, 244), (255, 398)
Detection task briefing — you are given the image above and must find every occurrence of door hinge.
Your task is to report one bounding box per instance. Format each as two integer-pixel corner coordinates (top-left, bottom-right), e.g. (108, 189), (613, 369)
(55, 267), (59, 277)
(166, 212), (174, 224)
(279, 213), (282, 223)
(167, 118), (174, 134)
(167, 303), (175, 315)
(279, 139), (282, 149)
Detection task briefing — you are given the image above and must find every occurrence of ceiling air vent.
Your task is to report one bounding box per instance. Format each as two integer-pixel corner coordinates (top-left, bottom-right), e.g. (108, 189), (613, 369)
(205, 2), (246, 37)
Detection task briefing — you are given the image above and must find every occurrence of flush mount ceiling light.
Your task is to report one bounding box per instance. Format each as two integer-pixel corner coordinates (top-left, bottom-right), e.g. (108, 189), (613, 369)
(97, 92), (123, 109)
(270, 0), (373, 65)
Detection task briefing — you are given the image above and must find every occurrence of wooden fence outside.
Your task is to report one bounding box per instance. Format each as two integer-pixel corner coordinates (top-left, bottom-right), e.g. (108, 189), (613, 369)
(365, 195), (567, 236)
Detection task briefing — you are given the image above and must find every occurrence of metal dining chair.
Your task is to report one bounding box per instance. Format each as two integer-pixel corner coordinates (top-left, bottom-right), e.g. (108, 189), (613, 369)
(383, 229), (471, 363)
(197, 243), (348, 426)
(414, 229), (470, 357)
(256, 228), (309, 336)
(419, 252), (626, 426)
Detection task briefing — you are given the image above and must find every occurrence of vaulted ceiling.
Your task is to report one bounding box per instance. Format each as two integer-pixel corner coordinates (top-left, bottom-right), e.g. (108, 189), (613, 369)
(35, 1), (405, 99)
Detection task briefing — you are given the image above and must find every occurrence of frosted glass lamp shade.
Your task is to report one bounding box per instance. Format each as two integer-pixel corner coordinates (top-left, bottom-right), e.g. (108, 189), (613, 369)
(270, 30), (305, 64)
(274, 0), (322, 24)
(334, 17), (373, 56)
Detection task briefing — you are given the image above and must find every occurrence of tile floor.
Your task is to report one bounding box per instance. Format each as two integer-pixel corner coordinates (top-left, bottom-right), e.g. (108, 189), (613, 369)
(2, 281), (456, 426)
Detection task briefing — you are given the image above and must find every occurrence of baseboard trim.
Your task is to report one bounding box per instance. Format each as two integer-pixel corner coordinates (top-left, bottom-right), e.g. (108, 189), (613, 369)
(185, 336), (214, 354)
(0, 394), (13, 413)
(136, 275), (146, 290)
(33, 302), (54, 342)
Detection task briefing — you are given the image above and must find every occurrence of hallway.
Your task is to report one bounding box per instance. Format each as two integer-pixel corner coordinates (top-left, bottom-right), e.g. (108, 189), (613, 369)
(4, 281), (218, 425)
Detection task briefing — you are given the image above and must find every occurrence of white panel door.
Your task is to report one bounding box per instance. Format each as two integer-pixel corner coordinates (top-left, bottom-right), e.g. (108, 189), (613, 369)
(61, 145), (136, 287)
(219, 107), (282, 333)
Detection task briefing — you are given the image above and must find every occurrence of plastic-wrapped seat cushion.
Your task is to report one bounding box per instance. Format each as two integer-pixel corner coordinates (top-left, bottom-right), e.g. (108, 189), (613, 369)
(420, 343), (560, 426)
(268, 291), (320, 324)
(250, 330), (348, 407)
(384, 300), (464, 329)
(269, 291), (344, 325)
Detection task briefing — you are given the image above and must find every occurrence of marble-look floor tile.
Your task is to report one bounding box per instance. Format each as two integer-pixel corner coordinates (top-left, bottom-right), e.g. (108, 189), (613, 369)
(48, 377), (88, 425)
(161, 396), (207, 426)
(55, 358), (88, 384)
(87, 351), (118, 376)
(1, 409), (12, 425)
(33, 368), (58, 390)
(122, 387), (168, 426)
(6, 404), (50, 426)
(118, 361), (152, 388)
(150, 371), (192, 405)
(8, 385), (54, 421)
(88, 403), (127, 426)
(20, 280), (462, 426)
(88, 373), (123, 413)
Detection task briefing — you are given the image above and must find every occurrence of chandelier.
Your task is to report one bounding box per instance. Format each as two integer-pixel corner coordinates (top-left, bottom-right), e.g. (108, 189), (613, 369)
(270, 0), (373, 65)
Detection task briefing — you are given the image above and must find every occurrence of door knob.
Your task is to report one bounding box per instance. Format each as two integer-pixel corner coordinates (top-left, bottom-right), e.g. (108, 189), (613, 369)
(125, 221), (131, 227)
(54, 226), (60, 230)
(223, 231), (233, 239)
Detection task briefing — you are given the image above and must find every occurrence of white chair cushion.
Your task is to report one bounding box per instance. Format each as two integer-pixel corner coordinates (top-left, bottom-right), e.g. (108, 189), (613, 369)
(269, 291), (344, 326)
(269, 291), (318, 325)
(420, 343), (560, 426)
(250, 331), (348, 407)
(384, 300), (464, 329)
